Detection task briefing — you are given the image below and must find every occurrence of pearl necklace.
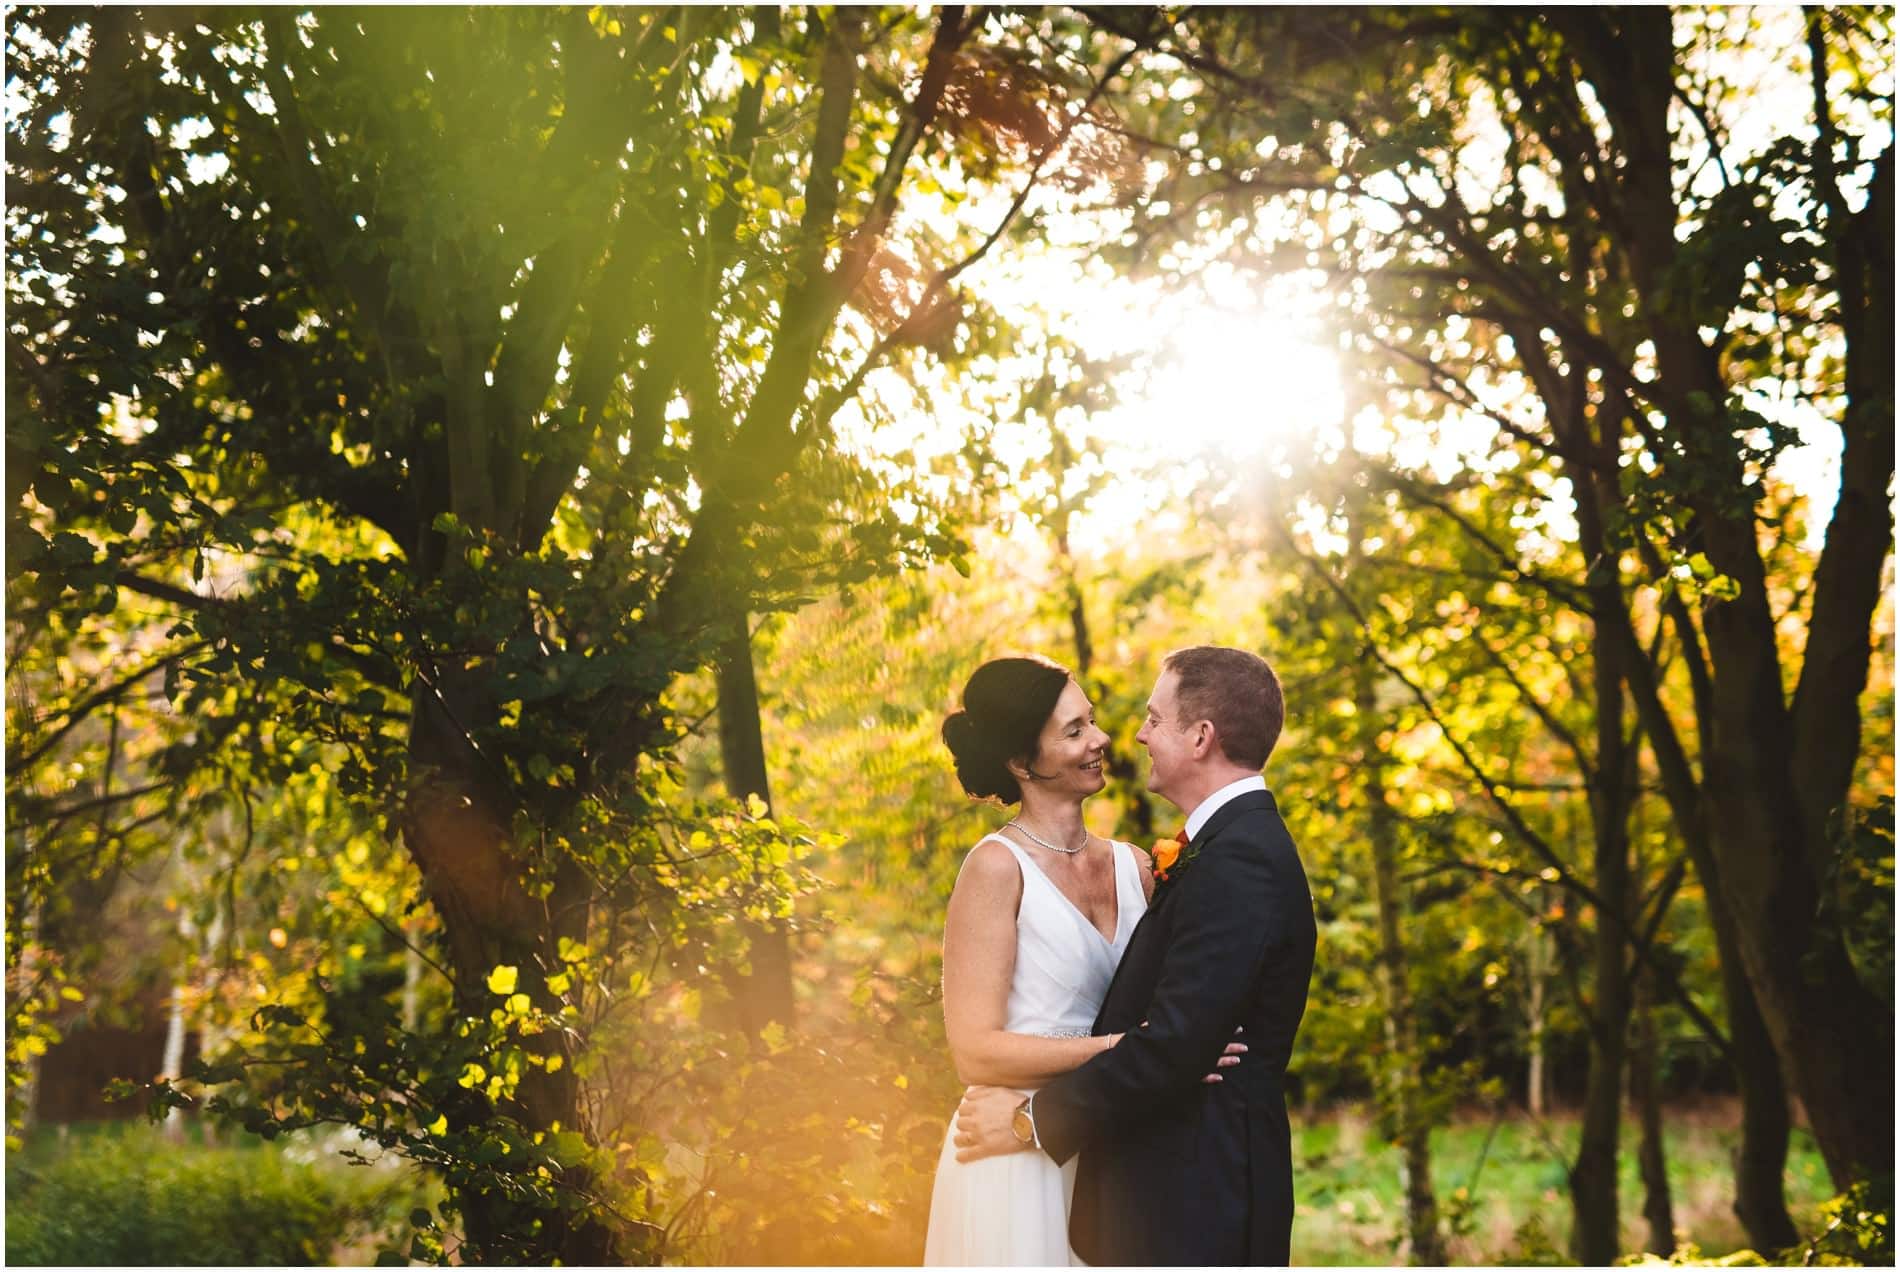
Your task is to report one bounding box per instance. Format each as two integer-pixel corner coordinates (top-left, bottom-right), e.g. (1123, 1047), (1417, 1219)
(1007, 819), (1087, 855)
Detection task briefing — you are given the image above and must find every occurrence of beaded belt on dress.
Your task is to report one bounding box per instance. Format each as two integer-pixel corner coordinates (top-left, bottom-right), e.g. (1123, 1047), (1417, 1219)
(1034, 1027), (1093, 1038)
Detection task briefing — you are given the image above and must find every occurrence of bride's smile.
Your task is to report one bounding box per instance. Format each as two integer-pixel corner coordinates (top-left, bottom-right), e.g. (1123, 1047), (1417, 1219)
(1022, 680), (1112, 797)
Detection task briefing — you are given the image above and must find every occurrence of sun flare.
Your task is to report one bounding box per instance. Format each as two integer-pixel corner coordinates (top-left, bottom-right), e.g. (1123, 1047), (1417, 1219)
(1136, 307), (1347, 458)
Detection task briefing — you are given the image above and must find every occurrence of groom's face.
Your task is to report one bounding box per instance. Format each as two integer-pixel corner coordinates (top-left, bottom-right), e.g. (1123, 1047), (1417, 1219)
(1136, 670), (1193, 803)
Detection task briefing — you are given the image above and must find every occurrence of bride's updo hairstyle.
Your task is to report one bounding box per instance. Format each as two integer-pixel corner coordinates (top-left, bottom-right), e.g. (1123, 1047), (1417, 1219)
(942, 655), (1071, 804)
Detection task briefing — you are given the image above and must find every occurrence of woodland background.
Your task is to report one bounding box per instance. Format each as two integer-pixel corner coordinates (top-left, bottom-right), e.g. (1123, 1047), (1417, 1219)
(5, 5), (1893, 1266)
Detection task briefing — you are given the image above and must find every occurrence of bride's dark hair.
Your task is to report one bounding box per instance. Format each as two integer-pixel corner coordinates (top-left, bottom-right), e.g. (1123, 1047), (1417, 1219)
(941, 655), (1071, 804)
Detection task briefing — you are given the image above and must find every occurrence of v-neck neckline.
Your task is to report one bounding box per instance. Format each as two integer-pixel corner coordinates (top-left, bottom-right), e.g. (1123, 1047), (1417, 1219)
(995, 834), (1124, 946)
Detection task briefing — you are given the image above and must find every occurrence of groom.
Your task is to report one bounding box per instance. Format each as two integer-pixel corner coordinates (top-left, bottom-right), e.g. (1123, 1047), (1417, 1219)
(953, 645), (1316, 1265)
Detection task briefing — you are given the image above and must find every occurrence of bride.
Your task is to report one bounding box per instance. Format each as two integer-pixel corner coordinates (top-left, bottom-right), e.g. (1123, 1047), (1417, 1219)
(922, 655), (1241, 1265)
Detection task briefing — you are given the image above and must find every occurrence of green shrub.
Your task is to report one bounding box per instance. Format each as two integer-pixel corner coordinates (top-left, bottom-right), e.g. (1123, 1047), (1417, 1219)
(1619, 1241), (1769, 1266)
(1788, 1177), (1894, 1267)
(6, 1125), (422, 1266)
(1505, 1212), (1570, 1266)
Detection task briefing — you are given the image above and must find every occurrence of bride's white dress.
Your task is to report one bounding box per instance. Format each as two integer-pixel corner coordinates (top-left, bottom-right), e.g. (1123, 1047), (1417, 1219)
(923, 835), (1147, 1266)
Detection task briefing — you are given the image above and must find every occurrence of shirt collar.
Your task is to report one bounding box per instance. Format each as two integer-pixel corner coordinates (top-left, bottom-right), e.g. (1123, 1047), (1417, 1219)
(1185, 775), (1267, 841)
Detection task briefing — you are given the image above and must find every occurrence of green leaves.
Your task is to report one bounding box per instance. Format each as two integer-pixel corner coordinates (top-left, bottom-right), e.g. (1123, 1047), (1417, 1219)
(1658, 547), (1743, 604)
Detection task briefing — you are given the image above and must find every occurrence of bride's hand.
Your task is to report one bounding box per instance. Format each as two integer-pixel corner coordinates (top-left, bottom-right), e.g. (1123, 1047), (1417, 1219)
(1207, 1026), (1247, 1084)
(1108, 1024), (1247, 1083)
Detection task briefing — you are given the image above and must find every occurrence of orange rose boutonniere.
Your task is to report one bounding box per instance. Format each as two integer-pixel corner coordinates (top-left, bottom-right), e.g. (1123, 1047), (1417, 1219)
(1152, 828), (1190, 883)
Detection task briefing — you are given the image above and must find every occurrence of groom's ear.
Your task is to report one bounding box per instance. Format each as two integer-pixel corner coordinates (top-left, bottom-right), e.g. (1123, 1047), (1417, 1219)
(1190, 719), (1217, 759)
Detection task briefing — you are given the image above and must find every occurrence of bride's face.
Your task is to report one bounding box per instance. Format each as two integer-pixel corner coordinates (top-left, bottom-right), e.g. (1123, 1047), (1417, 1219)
(1021, 679), (1110, 799)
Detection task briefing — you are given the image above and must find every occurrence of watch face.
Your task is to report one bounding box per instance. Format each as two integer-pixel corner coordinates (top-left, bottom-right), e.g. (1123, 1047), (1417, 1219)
(1011, 1107), (1032, 1143)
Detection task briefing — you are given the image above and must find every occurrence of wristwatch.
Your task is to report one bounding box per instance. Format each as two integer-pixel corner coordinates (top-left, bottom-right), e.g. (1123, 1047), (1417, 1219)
(1010, 1096), (1039, 1148)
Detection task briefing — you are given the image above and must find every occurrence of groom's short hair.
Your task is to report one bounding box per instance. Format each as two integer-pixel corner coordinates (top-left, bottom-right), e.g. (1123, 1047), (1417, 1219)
(1163, 646), (1284, 770)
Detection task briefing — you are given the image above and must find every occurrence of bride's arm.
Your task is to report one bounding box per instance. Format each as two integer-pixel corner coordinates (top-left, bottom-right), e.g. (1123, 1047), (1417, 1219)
(942, 838), (1118, 1089)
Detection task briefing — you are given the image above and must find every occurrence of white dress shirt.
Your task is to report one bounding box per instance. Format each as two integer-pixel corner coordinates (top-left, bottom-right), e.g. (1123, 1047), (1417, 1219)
(1184, 775), (1267, 840)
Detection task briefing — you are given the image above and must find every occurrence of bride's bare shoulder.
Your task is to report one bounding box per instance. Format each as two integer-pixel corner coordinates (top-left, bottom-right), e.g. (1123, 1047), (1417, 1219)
(1119, 840), (1156, 900)
(949, 834), (1024, 912)
(955, 833), (1022, 884)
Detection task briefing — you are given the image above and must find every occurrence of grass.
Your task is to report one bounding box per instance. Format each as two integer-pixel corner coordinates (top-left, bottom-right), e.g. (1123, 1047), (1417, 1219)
(6, 1120), (430, 1267)
(1292, 1100), (1835, 1266)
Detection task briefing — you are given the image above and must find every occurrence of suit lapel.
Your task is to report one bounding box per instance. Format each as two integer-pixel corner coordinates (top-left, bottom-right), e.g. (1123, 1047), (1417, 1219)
(1093, 888), (1166, 1031)
(1091, 790), (1279, 1031)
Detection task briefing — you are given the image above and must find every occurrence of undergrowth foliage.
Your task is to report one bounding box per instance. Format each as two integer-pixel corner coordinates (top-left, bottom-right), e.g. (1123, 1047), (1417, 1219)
(116, 777), (912, 1262)
(5, 1126), (423, 1265)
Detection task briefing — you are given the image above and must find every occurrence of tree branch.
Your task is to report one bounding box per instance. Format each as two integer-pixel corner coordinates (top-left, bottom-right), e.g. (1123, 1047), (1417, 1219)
(827, 6), (972, 301)
(733, 7), (865, 471)
(38, 779), (173, 828)
(1364, 468), (1589, 607)
(809, 37), (1146, 436)
(1465, 613), (1596, 783)
(488, 9), (629, 538)
(8, 644), (204, 777)
(1272, 512), (1731, 1057)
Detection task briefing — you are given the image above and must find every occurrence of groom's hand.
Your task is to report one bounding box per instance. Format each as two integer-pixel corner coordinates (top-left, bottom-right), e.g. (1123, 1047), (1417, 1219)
(1134, 1020), (1247, 1083)
(952, 1085), (1030, 1163)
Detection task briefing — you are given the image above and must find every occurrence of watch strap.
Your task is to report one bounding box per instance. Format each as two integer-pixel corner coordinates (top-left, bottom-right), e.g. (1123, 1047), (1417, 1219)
(1018, 1094), (1042, 1150)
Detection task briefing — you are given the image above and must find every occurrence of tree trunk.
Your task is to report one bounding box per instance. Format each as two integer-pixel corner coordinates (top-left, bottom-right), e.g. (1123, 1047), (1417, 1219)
(402, 940), (422, 1033)
(1630, 973), (1675, 1256)
(1605, 579), (1801, 1255)
(714, 613), (796, 1035)
(1562, 9), (1896, 1188)
(1585, 412), (1799, 1255)
(1688, 829), (1798, 1252)
(1526, 885), (1550, 1119)
(1569, 855), (1631, 1265)
(1063, 570), (1094, 679)
(1672, 360), (1893, 1193)
(405, 674), (616, 1264)
(1728, 1002), (1799, 1255)
(162, 965), (191, 1142)
(1355, 653), (1445, 1265)
(14, 895), (44, 1142)
(1570, 468), (1635, 1267)
(162, 906), (222, 1142)
(1604, 610), (1803, 1255)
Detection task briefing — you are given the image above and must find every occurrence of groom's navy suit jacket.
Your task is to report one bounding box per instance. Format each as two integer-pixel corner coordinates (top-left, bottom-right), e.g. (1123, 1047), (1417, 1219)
(1030, 789), (1316, 1266)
